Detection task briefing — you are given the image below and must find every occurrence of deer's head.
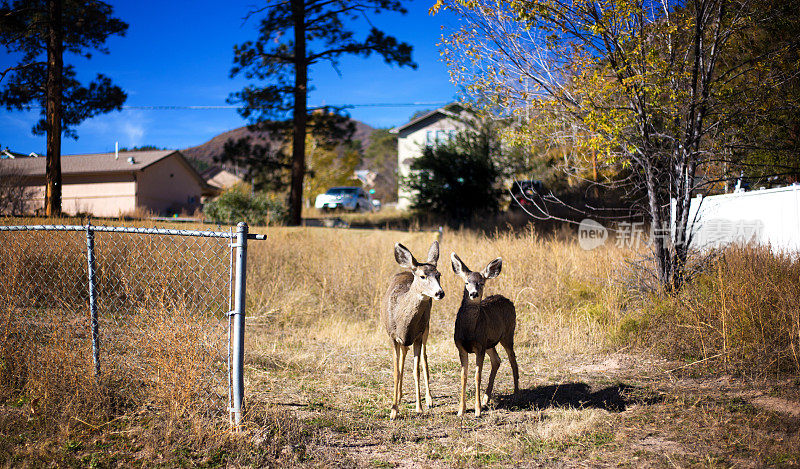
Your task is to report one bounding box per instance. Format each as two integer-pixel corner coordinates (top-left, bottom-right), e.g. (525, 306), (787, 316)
(450, 253), (502, 302)
(394, 241), (445, 300)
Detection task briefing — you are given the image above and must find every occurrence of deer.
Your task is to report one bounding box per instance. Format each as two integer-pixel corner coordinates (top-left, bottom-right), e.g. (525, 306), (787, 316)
(381, 241), (445, 420)
(450, 252), (519, 417)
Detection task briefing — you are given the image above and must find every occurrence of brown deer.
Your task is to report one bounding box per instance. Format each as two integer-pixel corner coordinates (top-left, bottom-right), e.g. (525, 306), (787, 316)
(382, 241), (444, 420)
(451, 252), (519, 417)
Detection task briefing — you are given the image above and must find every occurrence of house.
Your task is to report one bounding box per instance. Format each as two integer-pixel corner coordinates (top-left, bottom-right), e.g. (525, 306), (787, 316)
(390, 103), (470, 209)
(1, 149), (40, 159)
(202, 166), (245, 191)
(0, 149), (217, 217)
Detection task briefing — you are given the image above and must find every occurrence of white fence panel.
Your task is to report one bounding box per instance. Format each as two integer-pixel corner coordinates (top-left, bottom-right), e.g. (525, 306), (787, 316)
(687, 184), (800, 253)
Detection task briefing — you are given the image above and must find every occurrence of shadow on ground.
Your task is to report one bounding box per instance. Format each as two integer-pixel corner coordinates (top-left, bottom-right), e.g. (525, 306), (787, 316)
(495, 382), (662, 412)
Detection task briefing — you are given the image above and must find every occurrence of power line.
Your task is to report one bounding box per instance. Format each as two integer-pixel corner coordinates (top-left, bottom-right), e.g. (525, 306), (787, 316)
(120, 101), (448, 110)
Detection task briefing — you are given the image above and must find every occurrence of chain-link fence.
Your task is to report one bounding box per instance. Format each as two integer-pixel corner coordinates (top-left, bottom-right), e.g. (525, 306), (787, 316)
(0, 221), (263, 428)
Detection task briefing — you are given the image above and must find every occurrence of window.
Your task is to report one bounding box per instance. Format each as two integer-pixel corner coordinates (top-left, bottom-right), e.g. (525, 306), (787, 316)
(426, 129), (456, 146)
(426, 130), (434, 146)
(325, 187), (359, 196)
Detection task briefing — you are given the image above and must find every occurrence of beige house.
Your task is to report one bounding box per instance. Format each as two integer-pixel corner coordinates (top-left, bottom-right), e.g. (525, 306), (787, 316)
(390, 103), (469, 209)
(0, 150), (216, 217)
(202, 166), (245, 191)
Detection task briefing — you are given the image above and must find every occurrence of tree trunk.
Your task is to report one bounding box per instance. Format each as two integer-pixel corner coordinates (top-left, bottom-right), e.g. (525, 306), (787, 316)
(643, 159), (672, 290)
(45, 0), (63, 217)
(591, 150), (599, 199)
(288, 0), (307, 226)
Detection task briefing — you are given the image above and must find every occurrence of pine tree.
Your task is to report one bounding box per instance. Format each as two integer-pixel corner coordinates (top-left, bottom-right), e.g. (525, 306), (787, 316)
(0, 0), (127, 215)
(228, 0), (416, 225)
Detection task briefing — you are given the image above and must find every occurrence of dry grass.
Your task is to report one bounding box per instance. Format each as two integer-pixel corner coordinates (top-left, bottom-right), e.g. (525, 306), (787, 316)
(2, 218), (800, 466)
(245, 225), (635, 354)
(653, 244), (800, 376)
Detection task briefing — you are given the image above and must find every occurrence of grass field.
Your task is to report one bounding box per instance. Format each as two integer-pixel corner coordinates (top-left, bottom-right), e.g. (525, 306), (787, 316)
(1, 220), (799, 467)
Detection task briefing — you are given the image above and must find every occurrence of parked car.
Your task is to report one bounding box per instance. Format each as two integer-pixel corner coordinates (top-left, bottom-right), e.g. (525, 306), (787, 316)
(315, 186), (374, 212)
(510, 180), (545, 211)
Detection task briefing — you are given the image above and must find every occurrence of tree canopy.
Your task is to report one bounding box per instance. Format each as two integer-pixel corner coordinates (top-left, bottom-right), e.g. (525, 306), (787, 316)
(0, 0), (128, 139)
(434, 0), (800, 290)
(403, 109), (530, 220)
(228, 0), (417, 225)
(0, 0), (128, 215)
(405, 128), (503, 220)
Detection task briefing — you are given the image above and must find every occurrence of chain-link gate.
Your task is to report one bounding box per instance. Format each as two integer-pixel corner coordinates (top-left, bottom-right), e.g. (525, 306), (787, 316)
(0, 221), (264, 429)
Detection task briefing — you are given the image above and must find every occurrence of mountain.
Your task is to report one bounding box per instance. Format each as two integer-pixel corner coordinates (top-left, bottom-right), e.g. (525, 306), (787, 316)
(182, 119), (399, 202)
(182, 120), (376, 169)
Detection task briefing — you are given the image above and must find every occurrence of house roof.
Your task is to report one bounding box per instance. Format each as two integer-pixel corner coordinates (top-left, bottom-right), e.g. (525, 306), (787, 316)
(0, 149), (216, 194)
(390, 102), (464, 135)
(200, 165), (244, 180)
(0, 149), (180, 176)
(201, 165), (245, 190)
(1, 149), (41, 159)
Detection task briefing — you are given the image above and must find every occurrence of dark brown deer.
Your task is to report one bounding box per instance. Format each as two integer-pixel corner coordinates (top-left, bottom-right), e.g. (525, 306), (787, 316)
(451, 252), (519, 417)
(381, 241), (444, 420)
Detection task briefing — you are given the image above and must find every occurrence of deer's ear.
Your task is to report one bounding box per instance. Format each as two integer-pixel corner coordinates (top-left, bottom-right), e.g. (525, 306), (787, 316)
(451, 252), (470, 279)
(427, 240), (439, 265)
(394, 243), (417, 269)
(482, 258), (503, 279)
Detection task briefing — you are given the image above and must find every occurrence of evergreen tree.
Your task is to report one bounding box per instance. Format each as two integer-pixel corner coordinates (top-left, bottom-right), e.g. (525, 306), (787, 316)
(228, 0), (416, 225)
(404, 126), (503, 221)
(0, 0), (128, 215)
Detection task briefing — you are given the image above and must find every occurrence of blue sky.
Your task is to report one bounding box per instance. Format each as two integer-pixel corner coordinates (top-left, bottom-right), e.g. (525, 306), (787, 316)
(0, 0), (458, 155)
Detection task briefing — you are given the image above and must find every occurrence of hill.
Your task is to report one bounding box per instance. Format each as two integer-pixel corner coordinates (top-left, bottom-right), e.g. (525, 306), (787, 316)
(182, 119), (398, 202)
(182, 120), (376, 169)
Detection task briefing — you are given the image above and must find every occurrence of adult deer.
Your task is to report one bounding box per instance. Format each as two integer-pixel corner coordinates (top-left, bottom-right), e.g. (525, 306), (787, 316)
(451, 253), (519, 417)
(382, 241), (444, 420)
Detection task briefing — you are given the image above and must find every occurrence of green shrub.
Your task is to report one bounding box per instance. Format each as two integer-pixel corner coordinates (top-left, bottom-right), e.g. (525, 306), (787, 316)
(204, 185), (287, 226)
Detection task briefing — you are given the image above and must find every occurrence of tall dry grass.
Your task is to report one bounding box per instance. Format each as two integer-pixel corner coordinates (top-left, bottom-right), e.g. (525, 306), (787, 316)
(244, 225), (800, 377)
(0, 304), (224, 427)
(244, 225), (637, 357)
(0, 298), (312, 466)
(655, 245), (800, 375)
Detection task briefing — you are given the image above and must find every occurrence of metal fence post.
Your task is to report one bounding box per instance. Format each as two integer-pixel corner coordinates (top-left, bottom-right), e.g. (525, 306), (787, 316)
(230, 222), (248, 429)
(86, 222), (100, 376)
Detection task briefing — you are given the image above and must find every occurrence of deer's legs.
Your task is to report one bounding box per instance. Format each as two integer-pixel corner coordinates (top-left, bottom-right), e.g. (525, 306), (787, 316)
(398, 345), (408, 411)
(501, 341), (520, 394)
(483, 347), (501, 406)
(457, 346), (469, 416)
(390, 342), (408, 420)
(390, 342), (400, 420)
(474, 349), (485, 417)
(421, 327), (432, 407)
(412, 340), (423, 413)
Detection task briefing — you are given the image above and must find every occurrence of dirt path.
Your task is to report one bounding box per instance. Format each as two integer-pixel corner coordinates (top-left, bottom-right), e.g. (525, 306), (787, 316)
(245, 326), (800, 467)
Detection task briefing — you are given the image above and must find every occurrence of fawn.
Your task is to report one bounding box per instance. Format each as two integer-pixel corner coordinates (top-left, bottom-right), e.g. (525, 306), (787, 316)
(451, 252), (519, 417)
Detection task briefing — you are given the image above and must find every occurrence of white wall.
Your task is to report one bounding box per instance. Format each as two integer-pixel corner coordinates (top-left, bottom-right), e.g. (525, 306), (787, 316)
(396, 115), (468, 210)
(687, 184), (800, 253)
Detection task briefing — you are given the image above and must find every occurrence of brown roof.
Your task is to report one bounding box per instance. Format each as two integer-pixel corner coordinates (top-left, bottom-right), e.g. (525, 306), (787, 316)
(390, 102), (464, 135)
(0, 150), (179, 176)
